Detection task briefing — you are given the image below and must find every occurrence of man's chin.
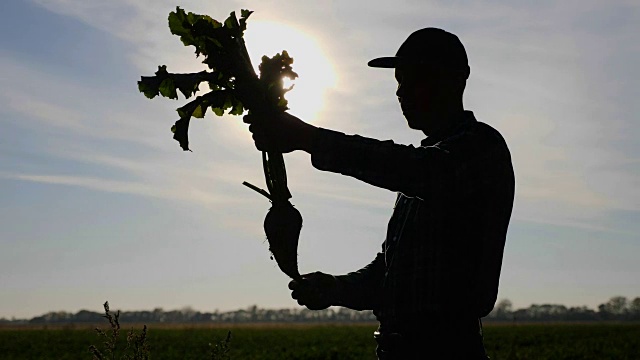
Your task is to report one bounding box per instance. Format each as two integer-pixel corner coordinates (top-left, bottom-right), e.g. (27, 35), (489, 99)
(404, 114), (425, 130)
(407, 122), (423, 130)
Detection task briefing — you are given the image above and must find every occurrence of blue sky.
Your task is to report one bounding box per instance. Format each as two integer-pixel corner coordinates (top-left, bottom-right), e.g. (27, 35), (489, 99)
(1, 0), (638, 318)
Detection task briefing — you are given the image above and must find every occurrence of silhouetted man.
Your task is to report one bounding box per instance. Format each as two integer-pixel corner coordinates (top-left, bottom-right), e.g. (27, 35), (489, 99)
(246, 28), (515, 359)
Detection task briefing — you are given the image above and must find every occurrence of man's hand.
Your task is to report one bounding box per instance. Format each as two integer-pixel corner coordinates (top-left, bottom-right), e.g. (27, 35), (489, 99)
(288, 272), (340, 310)
(244, 112), (318, 153)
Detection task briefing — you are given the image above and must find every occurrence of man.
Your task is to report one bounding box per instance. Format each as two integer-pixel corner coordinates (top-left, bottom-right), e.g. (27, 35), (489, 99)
(246, 28), (515, 359)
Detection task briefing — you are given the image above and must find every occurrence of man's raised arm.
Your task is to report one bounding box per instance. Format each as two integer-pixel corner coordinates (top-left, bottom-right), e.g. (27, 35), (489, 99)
(245, 111), (511, 201)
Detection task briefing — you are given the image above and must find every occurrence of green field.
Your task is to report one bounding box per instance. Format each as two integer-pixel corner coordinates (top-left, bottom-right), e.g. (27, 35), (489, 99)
(1, 323), (639, 359)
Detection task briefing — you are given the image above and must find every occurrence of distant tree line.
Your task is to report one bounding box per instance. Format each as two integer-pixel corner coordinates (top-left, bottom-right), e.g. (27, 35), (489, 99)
(486, 296), (640, 322)
(1, 305), (377, 325)
(2, 296), (639, 325)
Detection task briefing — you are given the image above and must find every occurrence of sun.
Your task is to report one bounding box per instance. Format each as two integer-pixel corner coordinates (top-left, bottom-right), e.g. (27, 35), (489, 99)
(243, 21), (337, 123)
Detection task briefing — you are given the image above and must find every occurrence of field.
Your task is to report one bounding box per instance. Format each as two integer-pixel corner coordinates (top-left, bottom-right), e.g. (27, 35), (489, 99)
(1, 322), (639, 359)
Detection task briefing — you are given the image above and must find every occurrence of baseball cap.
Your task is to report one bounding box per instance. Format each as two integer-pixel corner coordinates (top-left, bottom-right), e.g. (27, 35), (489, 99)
(368, 28), (470, 78)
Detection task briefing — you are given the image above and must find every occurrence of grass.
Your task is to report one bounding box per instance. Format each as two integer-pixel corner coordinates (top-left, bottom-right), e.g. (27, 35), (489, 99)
(0, 322), (639, 359)
(483, 322), (640, 360)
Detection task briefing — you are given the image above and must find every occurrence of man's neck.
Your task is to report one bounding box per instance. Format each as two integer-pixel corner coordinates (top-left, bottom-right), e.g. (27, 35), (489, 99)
(421, 107), (465, 138)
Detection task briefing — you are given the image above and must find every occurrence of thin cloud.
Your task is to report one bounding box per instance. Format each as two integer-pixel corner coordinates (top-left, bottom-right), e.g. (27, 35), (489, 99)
(2, 91), (85, 131)
(0, 172), (228, 205)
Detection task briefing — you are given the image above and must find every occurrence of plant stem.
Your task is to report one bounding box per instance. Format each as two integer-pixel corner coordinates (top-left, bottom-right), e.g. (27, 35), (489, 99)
(242, 181), (272, 201)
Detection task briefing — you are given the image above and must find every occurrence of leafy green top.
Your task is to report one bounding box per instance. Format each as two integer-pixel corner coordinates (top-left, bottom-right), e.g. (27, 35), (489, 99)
(137, 7), (298, 151)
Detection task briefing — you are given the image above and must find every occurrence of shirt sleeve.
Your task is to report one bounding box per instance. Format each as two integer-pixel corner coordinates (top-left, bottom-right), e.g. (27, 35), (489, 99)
(333, 251), (385, 311)
(310, 125), (510, 201)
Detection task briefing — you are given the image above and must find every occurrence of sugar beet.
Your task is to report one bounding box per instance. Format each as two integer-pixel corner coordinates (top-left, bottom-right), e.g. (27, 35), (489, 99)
(264, 201), (302, 280)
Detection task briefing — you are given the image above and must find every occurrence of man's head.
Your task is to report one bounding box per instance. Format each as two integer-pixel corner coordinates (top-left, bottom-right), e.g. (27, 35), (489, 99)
(369, 28), (469, 134)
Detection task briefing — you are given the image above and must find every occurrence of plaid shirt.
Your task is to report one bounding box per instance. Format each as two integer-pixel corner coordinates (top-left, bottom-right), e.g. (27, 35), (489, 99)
(310, 111), (515, 328)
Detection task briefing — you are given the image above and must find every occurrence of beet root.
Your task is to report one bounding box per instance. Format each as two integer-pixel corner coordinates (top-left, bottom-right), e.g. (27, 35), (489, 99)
(264, 201), (302, 280)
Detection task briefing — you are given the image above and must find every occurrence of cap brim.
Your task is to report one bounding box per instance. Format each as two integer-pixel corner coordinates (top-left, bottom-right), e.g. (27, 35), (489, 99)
(368, 57), (398, 68)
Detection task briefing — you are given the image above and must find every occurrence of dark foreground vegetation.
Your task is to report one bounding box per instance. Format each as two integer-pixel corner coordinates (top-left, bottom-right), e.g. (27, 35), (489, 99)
(1, 323), (639, 359)
(2, 296), (638, 359)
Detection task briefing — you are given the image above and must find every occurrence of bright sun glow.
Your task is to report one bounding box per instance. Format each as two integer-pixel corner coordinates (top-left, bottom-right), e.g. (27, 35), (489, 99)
(244, 21), (337, 122)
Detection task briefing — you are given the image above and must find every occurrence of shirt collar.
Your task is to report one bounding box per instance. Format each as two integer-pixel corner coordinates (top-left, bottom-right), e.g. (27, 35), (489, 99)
(420, 110), (476, 147)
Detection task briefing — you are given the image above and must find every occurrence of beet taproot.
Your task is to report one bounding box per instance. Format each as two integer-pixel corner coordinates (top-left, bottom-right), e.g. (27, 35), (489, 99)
(264, 201), (302, 280)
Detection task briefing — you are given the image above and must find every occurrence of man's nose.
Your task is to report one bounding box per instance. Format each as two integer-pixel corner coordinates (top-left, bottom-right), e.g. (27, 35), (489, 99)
(396, 84), (404, 98)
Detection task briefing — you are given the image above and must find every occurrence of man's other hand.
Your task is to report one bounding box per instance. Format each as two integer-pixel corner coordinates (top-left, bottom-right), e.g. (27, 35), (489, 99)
(244, 112), (317, 153)
(288, 272), (339, 310)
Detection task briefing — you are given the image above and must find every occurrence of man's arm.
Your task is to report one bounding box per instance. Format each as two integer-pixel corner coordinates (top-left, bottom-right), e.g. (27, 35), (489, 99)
(288, 250), (385, 311)
(245, 112), (510, 201)
(333, 251), (385, 311)
(309, 124), (509, 200)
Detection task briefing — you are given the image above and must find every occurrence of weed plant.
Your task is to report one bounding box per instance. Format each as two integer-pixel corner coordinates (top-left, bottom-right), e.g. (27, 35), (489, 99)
(88, 301), (150, 360)
(88, 302), (233, 360)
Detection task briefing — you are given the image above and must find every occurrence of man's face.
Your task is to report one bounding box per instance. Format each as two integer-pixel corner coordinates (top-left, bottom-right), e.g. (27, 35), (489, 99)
(395, 65), (463, 133)
(395, 66), (434, 131)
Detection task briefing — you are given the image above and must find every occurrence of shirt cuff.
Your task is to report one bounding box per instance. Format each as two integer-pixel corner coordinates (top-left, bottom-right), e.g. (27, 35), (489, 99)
(309, 128), (349, 171)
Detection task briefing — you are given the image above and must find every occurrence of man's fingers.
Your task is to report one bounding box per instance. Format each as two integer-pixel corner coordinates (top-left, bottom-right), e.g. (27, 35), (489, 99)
(243, 114), (255, 124)
(248, 122), (273, 152)
(289, 278), (312, 291)
(248, 123), (265, 134)
(289, 272), (331, 311)
(253, 140), (268, 152)
(249, 128), (269, 152)
(244, 113), (272, 124)
(288, 280), (298, 290)
(290, 274), (324, 308)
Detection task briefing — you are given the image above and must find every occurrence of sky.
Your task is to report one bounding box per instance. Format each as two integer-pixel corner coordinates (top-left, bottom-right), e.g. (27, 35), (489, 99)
(1, 0), (638, 319)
